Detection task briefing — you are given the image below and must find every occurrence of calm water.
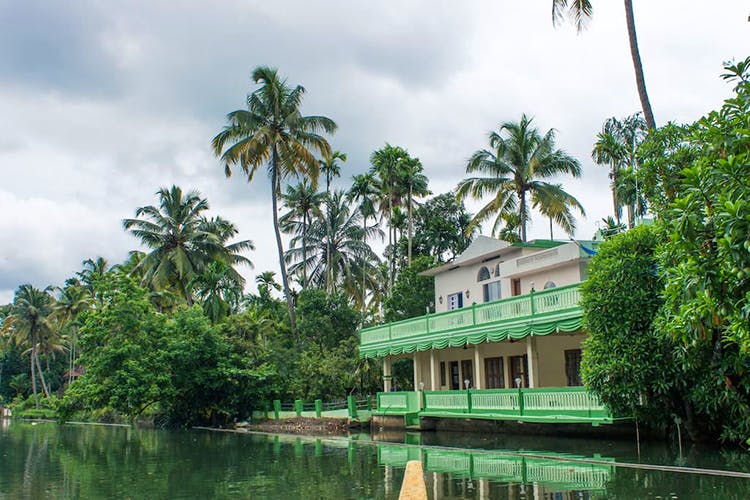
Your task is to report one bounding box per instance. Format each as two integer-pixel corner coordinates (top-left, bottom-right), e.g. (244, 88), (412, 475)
(1, 419), (750, 499)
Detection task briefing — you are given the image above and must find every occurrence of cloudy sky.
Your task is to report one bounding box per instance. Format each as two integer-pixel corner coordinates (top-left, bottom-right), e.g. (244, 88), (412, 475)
(0, 1), (747, 302)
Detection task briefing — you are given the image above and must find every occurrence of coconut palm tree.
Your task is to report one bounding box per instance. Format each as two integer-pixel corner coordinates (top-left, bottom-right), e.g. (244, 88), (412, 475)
(532, 183), (586, 239)
(286, 191), (381, 303)
(1, 285), (57, 408)
(280, 181), (325, 287)
(190, 261), (243, 324)
(552, 0), (656, 129)
(212, 66), (336, 333)
(123, 185), (253, 305)
(320, 150), (347, 194)
(592, 119), (627, 224)
(457, 114), (582, 241)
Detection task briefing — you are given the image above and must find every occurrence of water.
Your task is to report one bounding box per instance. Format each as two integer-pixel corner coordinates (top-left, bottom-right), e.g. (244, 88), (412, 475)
(1, 420), (750, 499)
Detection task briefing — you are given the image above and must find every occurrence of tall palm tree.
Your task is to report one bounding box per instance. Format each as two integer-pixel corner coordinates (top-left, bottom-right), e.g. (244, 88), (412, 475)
(398, 156), (431, 265)
(212, 66), (336, 333)
(552, 0), (656, 129)
(77, 256), (110, 302)
(532, 183), (586, 239)
(123, 185), (253, 305)
(457, 114), (582, 241)
(320, 150), (347, 194)
(54, 283), (91, 385)
(286, 191), (381, 303)
(592, 119), (627, 224)
(348, 173), (379, 315)
(280, 181), (325, 287)
(255, 271), (282, 301)
(1, 285), (57, 408)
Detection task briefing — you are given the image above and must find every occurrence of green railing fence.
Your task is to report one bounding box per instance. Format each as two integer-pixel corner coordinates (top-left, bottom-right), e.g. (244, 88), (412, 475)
(265, 395), (375, 420)
(360, 283), (582, 346)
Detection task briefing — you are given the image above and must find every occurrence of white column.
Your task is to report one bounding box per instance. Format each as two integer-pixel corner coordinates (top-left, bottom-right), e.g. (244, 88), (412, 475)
(473, 344), (482, 390)
(383, 357), (392, 392)
(526, 335), (539, 388)
(430, 350), (438, 391)
(413, 353), (421, 390)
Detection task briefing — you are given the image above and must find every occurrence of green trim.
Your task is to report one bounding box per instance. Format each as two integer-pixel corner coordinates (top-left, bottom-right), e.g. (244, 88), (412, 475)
(511, 239), (567, 249)
(359, 284), (583, 359)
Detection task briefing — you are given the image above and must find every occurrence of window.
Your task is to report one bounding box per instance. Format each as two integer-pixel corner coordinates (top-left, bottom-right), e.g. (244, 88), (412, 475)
(439, 361), (446, 387)
(565, 349), (583, 386)
(461, 359), (474, 389)
(447, 292), (463, 310)
(485, 357), (505, 389)
(477, 266), (491, 281)
(450, 361), (460, 390)
(544, 281), (557, 289)
(509, 355), (529, 388)
(483, 281), (502, 302)
(511, 279), (522, 297)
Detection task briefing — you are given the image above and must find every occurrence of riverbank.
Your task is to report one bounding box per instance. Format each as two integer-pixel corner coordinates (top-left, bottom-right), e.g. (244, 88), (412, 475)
(238, 416), (351, 436)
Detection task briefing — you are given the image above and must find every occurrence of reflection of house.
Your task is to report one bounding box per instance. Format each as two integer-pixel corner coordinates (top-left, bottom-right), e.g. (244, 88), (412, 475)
(360, 237), (598, 393)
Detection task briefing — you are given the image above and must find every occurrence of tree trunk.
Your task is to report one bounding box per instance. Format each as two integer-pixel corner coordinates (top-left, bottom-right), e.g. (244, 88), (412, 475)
(389, 192), (394, 291)
(624, 0), (656, 130)
(29, 344), (39, 409)
(361, 213), (367, 318)
(35, 349), (50, 399)
(612, 162), (621, 225)
(407, 185), (413, 266)
(302, 214), (307, 288)
(271, 149), (297, 334)
(548, 216), (554, 240)
(519, 190), (528, 242)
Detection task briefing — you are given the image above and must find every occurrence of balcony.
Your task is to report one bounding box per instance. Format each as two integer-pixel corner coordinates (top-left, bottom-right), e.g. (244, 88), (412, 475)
(359, 283), (584, 358)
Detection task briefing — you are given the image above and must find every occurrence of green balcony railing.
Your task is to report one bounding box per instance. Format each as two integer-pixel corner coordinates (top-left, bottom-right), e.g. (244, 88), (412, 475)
(375, 387), (618, 424)
(360, 283), (582, 347)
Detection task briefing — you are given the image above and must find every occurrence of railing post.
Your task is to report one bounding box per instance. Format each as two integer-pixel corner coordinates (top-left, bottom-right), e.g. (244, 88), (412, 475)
(367, 394), (373, 411)
(425, 312), (430, 334)
(530, 288), (536, 316)
(315, 399), (322, 418)
(518, 388), (524, 417)
(295, 399), (303, 417)
(347, 395), (357, 419)
(467, 389), (473, 414)
(273, 399), (281, 420)
(388, 324), (392, 341)
(472, 302), (477, 326)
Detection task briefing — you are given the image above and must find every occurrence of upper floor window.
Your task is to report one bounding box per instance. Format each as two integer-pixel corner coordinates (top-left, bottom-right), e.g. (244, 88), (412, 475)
(483, 281), (502, 302)
(544, 281), (557, 289)
(477, 266), (491, 282)
(447, 292), (463, 310)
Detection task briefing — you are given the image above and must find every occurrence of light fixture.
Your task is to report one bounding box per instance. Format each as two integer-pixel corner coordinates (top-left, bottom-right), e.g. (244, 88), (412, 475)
(438, 296), (443, 304)
(465, 290), (470, 298)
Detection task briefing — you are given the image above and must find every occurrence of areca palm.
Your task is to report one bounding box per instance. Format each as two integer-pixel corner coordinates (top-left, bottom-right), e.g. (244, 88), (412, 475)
(190, 261), (243, 324)
(398, 157), (431, 265)
(212, 66), (336, 333)
(320, 150), (347, 194)
(592, 120), (627, 224)
(1, 285), (57, 408)
(123, 185), (253, 305)
(532, 183), (586, 239)
(54, 283), (91, 385)
(348, 172), (379, 314)
(280, 181), (325, 287)
(286, 191), (381, 304)
(552, 0), (656, 129)
(457, 114), (582, 241)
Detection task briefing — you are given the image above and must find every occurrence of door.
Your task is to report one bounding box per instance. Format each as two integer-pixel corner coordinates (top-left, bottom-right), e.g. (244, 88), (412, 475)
(447, 292), (463, 310)
(565, 349), (583, 386)
(484, 357), (505, 389)
(450, 361), (460, 390)
(461, 359), (474, 389)
(511, 279), (522, 297)
(509, 355), (529, 388)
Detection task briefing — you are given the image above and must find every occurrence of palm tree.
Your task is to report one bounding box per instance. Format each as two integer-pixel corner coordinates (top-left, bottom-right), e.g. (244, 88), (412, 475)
(123, 185), (253, 305)
(398, 156), (431, 265)
(190, 261), (243, 324)
(592, 119), (627, 224)
(552, 0), (656, 129)
(280, 181), (325, 287)
(286, 191), (381, 303)
(212, 66), (336, 333)
(320, 150), (347, 194)
(348, 173), (379, 315)
(1, 285), (57, 408)
(456, 114), (582, 241)
(532, 183), (586, 239)
(77, 257), (110, 301)
(255, 271), (282, 302)
(54, 283), (91, 385)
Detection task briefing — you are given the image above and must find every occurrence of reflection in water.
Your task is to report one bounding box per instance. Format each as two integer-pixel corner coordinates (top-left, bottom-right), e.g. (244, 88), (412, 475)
(1, 421), (750, 499)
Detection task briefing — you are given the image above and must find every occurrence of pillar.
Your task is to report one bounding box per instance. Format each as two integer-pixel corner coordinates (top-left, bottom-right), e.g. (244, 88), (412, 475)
(383, 357), (392, 392)
(429, 350), (438, 391)
(413, 353), (422, 391)
(526, 335), (539, 388)
(473, 344), (482, 390)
